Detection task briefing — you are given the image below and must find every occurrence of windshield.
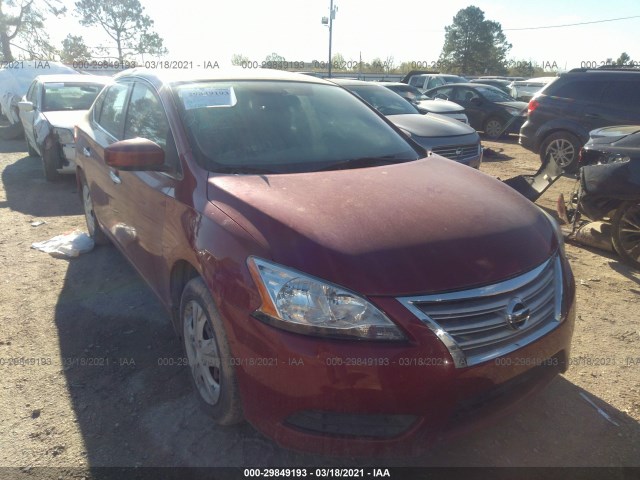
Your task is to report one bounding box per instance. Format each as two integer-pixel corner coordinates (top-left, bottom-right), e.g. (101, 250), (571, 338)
(174, 81), (420, 174)
(42, 83), (104, 111)
(346, 85), (419, 116)
(387, 85), (431, 102)
(444, 76), (468, 84)
(475, 86), (515, 102)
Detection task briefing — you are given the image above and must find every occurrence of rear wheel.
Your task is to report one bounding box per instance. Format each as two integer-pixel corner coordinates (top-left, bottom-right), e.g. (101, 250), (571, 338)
(181, 277), (243, 425)
(540, 131), (582, 173)
(81, 178), (109, 245)
(483, 117), (504, 139)
(612, 201), (640, 269)
(0, 116), (24, 140)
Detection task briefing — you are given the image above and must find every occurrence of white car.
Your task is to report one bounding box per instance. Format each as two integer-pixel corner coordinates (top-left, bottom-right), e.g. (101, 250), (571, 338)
(18, 74), (109, 181)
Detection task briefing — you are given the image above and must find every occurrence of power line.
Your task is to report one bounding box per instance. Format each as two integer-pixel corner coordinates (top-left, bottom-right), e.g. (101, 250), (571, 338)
(504, 15), (640, 31)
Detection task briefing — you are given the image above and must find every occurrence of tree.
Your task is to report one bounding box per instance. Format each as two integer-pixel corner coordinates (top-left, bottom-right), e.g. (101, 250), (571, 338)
(0, 0), (66, 61)
(59, 34), (91, 63)
(231, 53), (249, 66)
(74, 0), (167, 63)
(264, 52), (285, 63)
(438, 6), (511, 76)
(615, 52), (632, 66)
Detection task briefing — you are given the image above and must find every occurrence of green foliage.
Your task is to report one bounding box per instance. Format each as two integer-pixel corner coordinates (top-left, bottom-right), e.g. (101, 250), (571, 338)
(74, 0), (167, 63)
(438, 6), (511, 75)
(59, 34), (91, 63)
(0, 0), (66, 61)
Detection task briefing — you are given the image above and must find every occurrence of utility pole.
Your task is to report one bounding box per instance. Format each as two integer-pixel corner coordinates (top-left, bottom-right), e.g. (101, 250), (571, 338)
(322, 1), (337, 78)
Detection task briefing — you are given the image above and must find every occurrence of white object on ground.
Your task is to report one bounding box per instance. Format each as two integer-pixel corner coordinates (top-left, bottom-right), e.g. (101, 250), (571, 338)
(31, 230), (94, 258)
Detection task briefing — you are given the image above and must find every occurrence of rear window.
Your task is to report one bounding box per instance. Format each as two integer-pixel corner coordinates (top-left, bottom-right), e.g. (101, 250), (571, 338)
(42, 83), (103, 111)
(174, 80), (419, 174)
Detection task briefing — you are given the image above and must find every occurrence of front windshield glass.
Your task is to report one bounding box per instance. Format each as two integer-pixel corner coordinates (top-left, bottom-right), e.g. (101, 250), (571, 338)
(475, 86), (515, 102)
(42, 83), (104, 111)
(347, 85), (419, 116)
(174, 81), (420, 173)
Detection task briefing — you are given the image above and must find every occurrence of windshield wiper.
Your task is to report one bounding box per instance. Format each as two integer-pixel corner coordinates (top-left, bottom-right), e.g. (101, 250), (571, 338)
(314, 156), (407, 172)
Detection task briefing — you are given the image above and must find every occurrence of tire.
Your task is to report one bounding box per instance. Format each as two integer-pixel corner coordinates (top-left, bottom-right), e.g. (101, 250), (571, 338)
(611, 200), (640, 270)
(42, 147), (62, 182)
(483, 117), (504, 139)
(181, 277), (243, 425)
(81, 178), (110, 245)
(540, 131), (582, 173)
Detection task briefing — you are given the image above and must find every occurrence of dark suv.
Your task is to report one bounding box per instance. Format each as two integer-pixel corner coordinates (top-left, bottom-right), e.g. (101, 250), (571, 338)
(519, 68), (640, 172)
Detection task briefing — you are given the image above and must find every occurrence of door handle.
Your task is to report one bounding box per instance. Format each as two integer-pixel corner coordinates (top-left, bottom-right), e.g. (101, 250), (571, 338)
(109, 170), (121, 185)
(82, 147), (91, 157)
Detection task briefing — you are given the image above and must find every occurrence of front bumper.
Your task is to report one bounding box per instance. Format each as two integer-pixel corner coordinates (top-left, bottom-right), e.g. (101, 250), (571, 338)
(223, 257), (576, 456)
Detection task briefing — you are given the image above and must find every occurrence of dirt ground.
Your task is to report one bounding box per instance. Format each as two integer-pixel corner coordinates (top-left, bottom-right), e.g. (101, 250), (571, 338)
(0, 135), (638, 474)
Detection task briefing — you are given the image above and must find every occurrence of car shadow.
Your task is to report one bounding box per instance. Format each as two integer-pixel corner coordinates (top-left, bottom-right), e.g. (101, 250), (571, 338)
(0, 138), (28, 154)
(0, 153), (81, 217)
(55, 245), (640, 469)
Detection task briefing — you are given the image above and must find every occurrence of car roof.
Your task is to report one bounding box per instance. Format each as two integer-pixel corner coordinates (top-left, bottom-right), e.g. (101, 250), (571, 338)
(113, 68), (333, 89)
(378, 82), (407, 87)
(35, 74), (111, 84)
(429, 83), (497, 89)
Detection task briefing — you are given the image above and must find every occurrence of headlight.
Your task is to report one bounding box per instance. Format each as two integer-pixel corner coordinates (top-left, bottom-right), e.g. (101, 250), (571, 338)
(247, 257), (406, 341)
(506, 108), (522, 116)
(540, 208), (565, 254)
(53, 127), (74, 144)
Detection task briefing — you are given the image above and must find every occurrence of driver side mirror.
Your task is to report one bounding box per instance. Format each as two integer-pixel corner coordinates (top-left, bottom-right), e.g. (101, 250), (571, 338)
(18, 101), (34, 113)
(105, 138), (166, 171)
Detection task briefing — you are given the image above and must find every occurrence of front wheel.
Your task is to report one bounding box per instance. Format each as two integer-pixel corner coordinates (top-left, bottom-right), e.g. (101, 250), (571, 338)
(181, 277), (243, 425)
(540, 131), (582, 173)
(81, 179), (109, 245)
(612, 201), (640, 269)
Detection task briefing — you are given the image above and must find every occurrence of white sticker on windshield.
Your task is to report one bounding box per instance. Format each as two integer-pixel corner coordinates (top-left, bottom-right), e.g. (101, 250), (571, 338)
(181, 87), (237, 110)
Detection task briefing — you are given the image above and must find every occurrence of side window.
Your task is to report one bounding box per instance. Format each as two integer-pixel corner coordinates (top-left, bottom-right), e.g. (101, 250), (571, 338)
(125, 82), (179, 172)
(409, 76), (421, 87)
(26, 82), (38, 106)
(601, 81), (640, 109)
(428, 77), (445, 89)
(550, 80), (606, 102)
(457, 88), (479, 102)
(97, 83), (130, 139)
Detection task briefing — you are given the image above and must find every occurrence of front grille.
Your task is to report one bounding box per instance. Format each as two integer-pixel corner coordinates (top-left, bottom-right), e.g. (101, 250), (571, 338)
(431, 144), (478, 161)
(398, 255), (563, 368)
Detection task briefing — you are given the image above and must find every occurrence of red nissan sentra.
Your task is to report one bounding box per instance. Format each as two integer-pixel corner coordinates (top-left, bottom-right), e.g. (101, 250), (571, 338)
(74, 68), (575, 456)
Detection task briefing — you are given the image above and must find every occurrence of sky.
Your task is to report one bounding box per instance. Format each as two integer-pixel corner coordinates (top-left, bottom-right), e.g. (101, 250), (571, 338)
(33, 0), (640, 71)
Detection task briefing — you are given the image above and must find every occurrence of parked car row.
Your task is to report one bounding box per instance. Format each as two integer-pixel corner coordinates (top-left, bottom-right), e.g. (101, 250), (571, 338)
(2, 66), (581, 455)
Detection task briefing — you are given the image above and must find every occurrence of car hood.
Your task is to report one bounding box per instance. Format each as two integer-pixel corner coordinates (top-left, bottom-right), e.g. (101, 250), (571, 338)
(415, 99), (464, 113)
(207, 157), (556, 296)
(387, 113), (475, 137)
(42, 110), (89, 130)
(587, 125), (640, 146)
